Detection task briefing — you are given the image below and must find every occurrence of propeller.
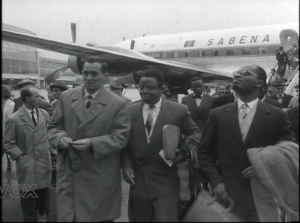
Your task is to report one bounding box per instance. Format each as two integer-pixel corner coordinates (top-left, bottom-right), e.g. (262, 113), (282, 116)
(44, 23), (78, 86)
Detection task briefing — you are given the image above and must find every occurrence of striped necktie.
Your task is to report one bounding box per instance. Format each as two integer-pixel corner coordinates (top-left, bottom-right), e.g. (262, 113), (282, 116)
(241, 104), (249, 119)
(145, 105), (155, 135)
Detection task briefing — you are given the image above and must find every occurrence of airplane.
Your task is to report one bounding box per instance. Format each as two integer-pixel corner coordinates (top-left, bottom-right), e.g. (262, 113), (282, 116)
(2, 22), (299, 95)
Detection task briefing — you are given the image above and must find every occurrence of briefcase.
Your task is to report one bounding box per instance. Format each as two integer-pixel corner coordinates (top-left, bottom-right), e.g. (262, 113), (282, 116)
(182, 191), (243, 222)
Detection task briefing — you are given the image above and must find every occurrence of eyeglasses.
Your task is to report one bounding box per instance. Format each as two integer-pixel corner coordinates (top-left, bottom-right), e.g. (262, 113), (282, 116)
(136, 85), (159, 91)
(233, 70), (257, 77)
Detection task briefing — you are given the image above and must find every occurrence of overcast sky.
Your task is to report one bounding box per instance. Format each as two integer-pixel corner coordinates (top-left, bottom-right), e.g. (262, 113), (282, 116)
(3, 0), (299, 60)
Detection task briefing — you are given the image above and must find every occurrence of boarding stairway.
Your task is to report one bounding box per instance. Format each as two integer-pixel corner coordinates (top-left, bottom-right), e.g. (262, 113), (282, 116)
(266, 63), (299, 96)
(284, 65), (299, 96)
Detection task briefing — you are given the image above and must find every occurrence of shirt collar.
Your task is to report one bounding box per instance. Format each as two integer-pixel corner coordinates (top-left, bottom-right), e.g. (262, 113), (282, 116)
(23, 105), (35, 114)
(261, 95), (266, 102)
(84, 88), (100, 99)
(237, 97), (259, 110)
(144, 98), (162, 110)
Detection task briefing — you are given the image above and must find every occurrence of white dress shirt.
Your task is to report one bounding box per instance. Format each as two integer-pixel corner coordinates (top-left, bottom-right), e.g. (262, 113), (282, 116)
(237, 98), (259, 115)
(23, 105), (38, 124)
(84, 88), (100, 111)
(142, 98), (162, 140)
(193, 93), (203, 107)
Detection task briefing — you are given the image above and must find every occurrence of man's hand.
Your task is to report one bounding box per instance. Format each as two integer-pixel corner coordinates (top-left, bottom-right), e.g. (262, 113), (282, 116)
(123, 167), (135, 185)
(213, 183), (230, 204)
(171, 152), (187, 167)
(242, 166), (257, 178)
(58, 137), (73, 149)
(70, 138), (92, 151)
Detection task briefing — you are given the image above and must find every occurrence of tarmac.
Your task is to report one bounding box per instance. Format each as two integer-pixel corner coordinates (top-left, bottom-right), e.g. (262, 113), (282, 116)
(1, 155), (130, 222)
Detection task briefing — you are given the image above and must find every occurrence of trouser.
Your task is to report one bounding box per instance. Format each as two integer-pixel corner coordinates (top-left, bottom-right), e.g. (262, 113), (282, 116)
(6, 153), (12, 171)
(19, 187), (49, 222)
(278, 62), (287, 77)
(128, 194), (179, 222)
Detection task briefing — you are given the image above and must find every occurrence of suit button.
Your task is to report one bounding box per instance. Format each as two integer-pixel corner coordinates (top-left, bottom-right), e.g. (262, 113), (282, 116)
(36, 158), (38, 161)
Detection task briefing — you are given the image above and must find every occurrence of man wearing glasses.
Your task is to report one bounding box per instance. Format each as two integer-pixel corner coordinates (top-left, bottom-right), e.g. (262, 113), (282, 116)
(198, 65), (295, 221)
(121, 69), (200, 222)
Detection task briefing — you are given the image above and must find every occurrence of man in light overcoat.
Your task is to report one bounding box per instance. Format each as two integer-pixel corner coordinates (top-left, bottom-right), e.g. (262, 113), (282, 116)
(48, 56), (131, 222)
(4, 87), (51, 222)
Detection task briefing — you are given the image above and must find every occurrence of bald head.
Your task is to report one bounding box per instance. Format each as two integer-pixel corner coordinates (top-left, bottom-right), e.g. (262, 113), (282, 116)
(238, 64), (267, 85)
(21, 87), (41, 109)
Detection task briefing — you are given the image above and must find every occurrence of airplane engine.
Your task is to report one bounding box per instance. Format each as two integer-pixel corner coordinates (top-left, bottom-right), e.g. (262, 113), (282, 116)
(68, 56), (86, 74)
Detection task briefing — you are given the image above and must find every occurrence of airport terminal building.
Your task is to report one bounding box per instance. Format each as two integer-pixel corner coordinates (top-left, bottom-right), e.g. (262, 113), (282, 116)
(2, 23), (82, 88)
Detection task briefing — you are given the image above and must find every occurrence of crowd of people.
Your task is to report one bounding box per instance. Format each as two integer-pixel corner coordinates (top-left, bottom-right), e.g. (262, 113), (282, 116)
(2, 55), (299, 222)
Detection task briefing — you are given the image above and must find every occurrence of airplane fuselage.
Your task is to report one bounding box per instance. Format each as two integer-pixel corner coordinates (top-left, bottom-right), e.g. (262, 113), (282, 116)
(115, 23), (299, 75)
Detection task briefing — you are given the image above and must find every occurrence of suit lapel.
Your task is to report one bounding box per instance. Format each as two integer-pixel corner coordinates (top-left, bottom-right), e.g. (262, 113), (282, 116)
(71, 86), (85, 123)
(78, 87), (108, 129)
(224, 103), (243, 144)
(146, 100), (171, 155)
(131, 102), (149, 157)
(198, 93), (208, 111)
(242, 101), (269, 147)
(187, 94), (198, 110)
(36, 109), (45, 129)
(19, 107), (35, 129)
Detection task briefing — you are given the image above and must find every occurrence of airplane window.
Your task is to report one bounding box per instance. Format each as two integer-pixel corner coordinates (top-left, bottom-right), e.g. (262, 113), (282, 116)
(242, 48), (250, 55)
(165, 52), (173, 58)
(204, 49), (212, 57)
(173, 51), (179, 58)
(177, 51), (187, 58)
(226, 50), (234, 56)
(213, 50), (219, 56)
(267, 45), (277, 54)
(188, 50), (199, 57)
(258, 46), (267, 55)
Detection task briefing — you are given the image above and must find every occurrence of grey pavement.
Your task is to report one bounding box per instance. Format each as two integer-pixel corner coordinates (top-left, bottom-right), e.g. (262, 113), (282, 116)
(1, 156), (130, 222)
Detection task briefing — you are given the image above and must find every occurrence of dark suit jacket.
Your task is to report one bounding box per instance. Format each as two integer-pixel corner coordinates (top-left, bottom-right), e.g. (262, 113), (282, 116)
(276, 51), (288, 63)
(198, 101), (295, 220)
(181, 93), (215, 132)
(13, 97), (54, 117)
(121, 99), (200, 199)
(263, 97), (282, 108)
(287, 106), (299, 144)
(211, 93), (235, 109)
(270, 93), (293, 108)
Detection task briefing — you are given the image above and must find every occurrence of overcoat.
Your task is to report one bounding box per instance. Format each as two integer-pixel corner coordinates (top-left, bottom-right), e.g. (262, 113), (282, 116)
(3, 99), (15, 132)
(4, 106), (51, 190)
(48, 86), (131, 222)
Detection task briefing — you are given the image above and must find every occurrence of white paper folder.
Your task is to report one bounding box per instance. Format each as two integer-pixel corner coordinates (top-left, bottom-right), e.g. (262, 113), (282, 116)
(162, 124), (181, 160)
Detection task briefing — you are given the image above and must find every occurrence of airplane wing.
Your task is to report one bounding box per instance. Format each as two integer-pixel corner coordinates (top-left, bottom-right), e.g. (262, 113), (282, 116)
(3, 29), (233, 92)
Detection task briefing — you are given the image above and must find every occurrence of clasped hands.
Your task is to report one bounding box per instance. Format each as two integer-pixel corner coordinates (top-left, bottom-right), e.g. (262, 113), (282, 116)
(58, 137), (92, 151)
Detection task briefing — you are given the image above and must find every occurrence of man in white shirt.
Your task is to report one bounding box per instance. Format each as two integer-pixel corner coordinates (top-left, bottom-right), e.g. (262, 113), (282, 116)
(198, 65), (295, 222)
(121, 69), (200, 222)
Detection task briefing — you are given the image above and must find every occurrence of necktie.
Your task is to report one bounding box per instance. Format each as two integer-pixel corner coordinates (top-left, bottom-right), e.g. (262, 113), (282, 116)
(145, 105), (155, 135)
(86, 95), (92, 110)
(31, 110), (37, 126)
(241, 104), (249, 119)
